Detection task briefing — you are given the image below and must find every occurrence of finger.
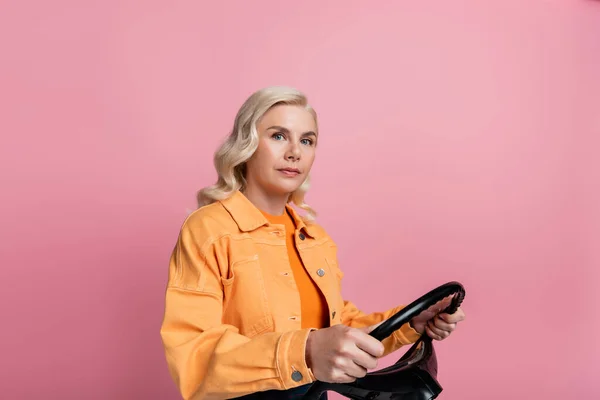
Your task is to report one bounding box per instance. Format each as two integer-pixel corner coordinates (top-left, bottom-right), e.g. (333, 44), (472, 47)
(353, 332), (385, 358)
(439, 307), (466, 323)
(427, 321), (451, 341)
(345, 359), (369, 379)
(352, 348), (379, 371)
(333, 370), (357, 383)
(351, 337), (380, 370)
(425, 324), (444, 341)
(427, 320), (449, 338)
(428, 296), (453, 314)
(413, 296), (460, 330)
(340, 373), (358, 383)
(438, 295), (453, 309)
(432, 316), (456, 332)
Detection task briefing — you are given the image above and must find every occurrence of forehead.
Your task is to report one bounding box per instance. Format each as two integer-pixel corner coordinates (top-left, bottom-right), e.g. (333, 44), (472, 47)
(257, 104), (317, 132)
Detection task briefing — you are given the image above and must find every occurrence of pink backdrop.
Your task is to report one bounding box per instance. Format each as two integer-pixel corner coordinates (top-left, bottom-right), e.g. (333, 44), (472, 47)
(1, 1), (598, 399)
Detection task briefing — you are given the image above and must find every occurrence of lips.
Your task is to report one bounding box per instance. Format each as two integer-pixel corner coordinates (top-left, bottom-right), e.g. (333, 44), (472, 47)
(278, 168), (301, 176)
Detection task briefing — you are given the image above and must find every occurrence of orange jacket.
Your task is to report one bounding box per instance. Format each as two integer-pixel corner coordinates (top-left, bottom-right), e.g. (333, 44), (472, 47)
(159, 191), (421, 400)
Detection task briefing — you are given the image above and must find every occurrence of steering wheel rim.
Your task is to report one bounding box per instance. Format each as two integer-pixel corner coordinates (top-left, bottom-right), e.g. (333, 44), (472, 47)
(369, 281), (465, 342)
(302, 281), (465, 400)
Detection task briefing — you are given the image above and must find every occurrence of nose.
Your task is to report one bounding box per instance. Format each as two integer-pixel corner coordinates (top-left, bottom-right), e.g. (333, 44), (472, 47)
(285, 141), (301, 161)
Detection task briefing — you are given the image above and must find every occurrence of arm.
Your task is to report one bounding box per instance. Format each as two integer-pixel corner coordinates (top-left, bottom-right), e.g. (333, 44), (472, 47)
(160, 223), (314, 400)
(340, 300), (421, 356)
(329, 259), (420, 356)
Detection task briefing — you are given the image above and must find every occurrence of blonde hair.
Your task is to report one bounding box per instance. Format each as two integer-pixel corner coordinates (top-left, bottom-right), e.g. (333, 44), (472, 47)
(197, 86), (318, 219)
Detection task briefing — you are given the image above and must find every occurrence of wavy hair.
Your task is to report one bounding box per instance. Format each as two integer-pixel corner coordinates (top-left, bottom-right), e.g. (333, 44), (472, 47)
(196, 86), (318, 219)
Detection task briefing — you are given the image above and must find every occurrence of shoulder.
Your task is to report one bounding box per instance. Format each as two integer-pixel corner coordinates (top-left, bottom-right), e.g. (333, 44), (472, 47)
(301, 216), (338, 248)
(178, 201), (238, 247)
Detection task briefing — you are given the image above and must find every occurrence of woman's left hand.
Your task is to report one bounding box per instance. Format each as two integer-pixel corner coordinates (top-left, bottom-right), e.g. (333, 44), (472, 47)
(409, 295), (466, 341)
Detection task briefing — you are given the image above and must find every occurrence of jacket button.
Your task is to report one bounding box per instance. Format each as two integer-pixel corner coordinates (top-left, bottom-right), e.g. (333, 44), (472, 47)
(299, 233), (306, 240)
(291, 370), (303, 382)
(317, 268), (325, 277)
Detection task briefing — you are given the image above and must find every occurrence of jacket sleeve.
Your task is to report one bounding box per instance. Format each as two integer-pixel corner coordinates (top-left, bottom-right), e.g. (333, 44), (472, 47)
(330, 260), (421, 355)
(339, 300), (421, 356)
(160, 221), (315, 400)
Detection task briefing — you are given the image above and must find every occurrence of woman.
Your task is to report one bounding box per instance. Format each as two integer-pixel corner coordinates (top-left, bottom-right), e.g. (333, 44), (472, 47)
(160, 86), (465, 400)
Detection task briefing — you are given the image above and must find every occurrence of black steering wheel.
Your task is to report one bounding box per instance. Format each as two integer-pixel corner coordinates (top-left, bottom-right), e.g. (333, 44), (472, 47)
(302, 281), (466, 400)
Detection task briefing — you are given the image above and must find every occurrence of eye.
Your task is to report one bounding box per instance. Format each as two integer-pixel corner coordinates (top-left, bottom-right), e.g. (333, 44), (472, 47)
(272, 133), (285, 141)
(301, 138), (315, 146)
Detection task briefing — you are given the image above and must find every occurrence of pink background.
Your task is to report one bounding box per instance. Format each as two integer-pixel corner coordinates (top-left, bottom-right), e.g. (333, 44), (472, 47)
(1, 1), (598, 399)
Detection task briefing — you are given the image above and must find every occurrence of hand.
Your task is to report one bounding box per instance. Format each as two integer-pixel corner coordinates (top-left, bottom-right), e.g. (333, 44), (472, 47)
(409, 295), (466, 341)
(305, 323), (384, 383)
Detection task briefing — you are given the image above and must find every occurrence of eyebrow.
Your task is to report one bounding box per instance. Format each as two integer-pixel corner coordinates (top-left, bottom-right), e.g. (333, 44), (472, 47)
(266, 125), (317, 137)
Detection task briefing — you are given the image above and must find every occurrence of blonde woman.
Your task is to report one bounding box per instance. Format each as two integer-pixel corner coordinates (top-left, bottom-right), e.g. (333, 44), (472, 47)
(160, 86), (465, 400)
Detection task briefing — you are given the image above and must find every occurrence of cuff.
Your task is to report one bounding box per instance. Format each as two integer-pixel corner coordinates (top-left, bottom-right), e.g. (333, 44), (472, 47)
(276, 328), (316, 389)
(389, 305), (422, 345)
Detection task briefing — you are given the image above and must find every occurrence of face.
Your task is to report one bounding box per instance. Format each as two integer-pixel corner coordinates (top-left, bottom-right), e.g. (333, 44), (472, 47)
(244, 104), (318, 198)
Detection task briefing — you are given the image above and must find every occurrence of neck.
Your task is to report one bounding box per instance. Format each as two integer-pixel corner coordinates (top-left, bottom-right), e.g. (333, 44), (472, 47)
(243, 184), (290, 216)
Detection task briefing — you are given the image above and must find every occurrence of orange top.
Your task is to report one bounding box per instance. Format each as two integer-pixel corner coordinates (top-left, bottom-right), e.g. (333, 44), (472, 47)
(159, 191), (421, 399)
(260, 208), (329, 330)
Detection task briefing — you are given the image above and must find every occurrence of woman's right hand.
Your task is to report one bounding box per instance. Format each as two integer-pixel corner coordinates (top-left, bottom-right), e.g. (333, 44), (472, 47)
(305, 324), (384, 383)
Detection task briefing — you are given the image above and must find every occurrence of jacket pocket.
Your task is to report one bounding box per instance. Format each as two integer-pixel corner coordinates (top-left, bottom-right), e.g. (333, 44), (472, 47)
(221, 255), (273, 338)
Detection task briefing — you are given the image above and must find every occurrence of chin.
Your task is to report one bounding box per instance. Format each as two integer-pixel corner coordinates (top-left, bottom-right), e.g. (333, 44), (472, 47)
(270, 181), (303, 196)
(277, 185), (302, 196)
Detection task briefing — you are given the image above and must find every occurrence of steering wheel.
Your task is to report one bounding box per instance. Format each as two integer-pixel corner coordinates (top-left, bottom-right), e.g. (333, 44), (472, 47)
(301, 281), (465, 400)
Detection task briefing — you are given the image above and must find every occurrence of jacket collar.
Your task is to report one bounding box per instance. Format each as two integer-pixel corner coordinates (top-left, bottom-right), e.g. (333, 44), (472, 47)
(219, 190), (318, 238)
